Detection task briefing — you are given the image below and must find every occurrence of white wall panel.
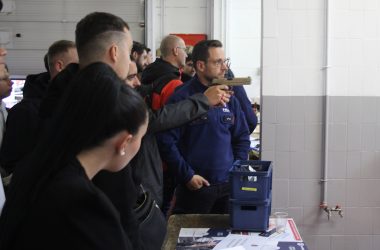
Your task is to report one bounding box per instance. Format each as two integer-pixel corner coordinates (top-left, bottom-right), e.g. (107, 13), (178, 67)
(262, 2), (325, 96)
(5, 49), (47, 75)
(328, 1), (380, 96)
(2, 22), (76, 50)
(364, 0), (379, 10)
(262, 0), (380, 248)
(153, 0), (207, 50)
(277, 10), (292, 38)
(229, 9), (261, 39)
(164, 0), (206, 8)
(0, 0), (144, 75)
(164, 7), (207, 34)
(228, 38), (261, 68)
(0, 0), (144, 22)
(228, 0), (261, 100)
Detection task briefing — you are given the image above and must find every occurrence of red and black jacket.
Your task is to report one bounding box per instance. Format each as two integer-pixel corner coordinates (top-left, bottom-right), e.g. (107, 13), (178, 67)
(140, 58), (183, 110)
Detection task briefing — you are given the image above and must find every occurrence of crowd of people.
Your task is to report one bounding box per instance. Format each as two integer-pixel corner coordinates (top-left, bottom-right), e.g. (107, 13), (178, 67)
(0, 11), (257, 250)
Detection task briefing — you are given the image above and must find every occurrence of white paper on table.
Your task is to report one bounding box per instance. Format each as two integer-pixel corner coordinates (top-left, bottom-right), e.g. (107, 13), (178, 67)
(212, 234), (258, 250)
(217, 246), (246, 250)
(212, 219), (302, 250)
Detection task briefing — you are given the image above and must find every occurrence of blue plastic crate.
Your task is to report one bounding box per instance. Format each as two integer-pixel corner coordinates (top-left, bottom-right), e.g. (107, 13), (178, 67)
(229, 194), (272, 231)
(229, 160), (273, 200)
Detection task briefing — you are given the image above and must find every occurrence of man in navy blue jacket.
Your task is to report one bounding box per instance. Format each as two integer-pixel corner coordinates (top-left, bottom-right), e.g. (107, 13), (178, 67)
(157, 40), (250, 214)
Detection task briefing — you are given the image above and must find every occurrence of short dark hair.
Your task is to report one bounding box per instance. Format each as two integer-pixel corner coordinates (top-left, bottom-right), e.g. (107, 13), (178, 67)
(252, 103), (260, 111)
(75, 12), (130, 62)
(132, 41), (147, 56)
(58, 62), (147, 148)
(43, 53), (49, 72)
(47, 40), (76, 70)
(192, 40), (223, 70)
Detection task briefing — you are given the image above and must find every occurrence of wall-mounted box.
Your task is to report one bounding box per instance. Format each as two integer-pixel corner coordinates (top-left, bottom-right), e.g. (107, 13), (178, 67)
(0, 0), (16, 14)
(0, 28), (13, 48)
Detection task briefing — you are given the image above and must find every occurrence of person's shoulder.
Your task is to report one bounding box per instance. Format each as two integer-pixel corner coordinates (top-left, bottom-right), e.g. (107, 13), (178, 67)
(176, 78), (196, 92)
(232, 85), (246, 95)
(8, 100), (33, 113)
(168, 81), (192, 101)
(6, 100), (39, 122)
(46, 161), (101, 208)
(51, 63), (79, 85)
(229, 95), (244, 109)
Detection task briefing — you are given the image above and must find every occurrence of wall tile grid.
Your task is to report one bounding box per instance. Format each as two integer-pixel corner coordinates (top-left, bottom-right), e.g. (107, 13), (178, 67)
(262, 95), (380, 249)
(262, 0), (380, 248)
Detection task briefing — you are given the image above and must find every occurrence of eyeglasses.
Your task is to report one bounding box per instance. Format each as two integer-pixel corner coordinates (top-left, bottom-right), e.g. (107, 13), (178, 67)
(176, 46), (187, 52)
(207, 58), (230, 68)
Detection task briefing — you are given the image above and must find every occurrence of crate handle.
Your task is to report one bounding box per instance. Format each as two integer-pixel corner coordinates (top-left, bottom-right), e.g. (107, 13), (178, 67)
(241, 205), (258, 211)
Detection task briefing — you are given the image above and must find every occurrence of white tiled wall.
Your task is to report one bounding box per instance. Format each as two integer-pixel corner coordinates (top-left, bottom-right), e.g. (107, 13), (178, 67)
(262, 0), (380, 249)
(328, 0), (380, 97)
(262, 0), (326, 96)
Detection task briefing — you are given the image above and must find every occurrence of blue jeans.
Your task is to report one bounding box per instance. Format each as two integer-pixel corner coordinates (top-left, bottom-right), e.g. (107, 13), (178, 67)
(173, 182), (230, 214)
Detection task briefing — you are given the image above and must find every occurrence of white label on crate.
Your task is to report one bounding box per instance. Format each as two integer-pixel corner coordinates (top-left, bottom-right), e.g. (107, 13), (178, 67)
(247, 176), (257, 182)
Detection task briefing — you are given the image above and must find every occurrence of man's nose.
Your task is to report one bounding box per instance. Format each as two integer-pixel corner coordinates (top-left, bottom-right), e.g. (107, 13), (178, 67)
(134, 78), (141, 87)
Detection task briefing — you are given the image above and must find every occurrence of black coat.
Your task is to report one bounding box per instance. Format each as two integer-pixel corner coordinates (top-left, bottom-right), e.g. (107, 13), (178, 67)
(0, 72), (50, 174)
(141, 58), (180, 86)
(37, 64), (143, 249)
(132, 93), (210, 207)
(35, 63), (210, 249)
(8, 159), (132, 250)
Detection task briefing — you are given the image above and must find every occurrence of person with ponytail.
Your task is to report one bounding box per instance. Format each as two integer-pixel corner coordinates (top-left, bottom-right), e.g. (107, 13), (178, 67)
(0, 62), (148, 250)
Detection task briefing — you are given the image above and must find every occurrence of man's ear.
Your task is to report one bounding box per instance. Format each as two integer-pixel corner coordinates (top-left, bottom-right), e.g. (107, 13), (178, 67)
(196, 61), (205, 73)
(55, 60), (64, 72)
(132, 51), (138, 60)
(173, 47), (179, 56)
(109, 44), (118, 63)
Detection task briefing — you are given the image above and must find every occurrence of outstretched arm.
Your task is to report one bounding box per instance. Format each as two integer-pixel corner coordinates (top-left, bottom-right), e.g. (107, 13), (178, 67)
(148, 85), (231, 134)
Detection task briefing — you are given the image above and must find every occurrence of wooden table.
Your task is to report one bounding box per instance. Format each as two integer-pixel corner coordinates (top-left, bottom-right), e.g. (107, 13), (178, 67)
(161, 214), (229, 250)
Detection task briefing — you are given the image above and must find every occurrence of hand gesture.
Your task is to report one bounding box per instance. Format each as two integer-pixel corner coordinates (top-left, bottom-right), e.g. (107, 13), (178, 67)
(204, 85), (233, 106)
(186, 175), (210, 190)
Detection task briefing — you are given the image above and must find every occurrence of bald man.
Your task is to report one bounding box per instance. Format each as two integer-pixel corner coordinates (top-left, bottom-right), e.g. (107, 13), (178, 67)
(141, 35), (188, 110)
(139, 35), (189, 214)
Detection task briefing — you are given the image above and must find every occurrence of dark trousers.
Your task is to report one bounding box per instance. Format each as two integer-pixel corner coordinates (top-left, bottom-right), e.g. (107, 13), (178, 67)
(173, 182), (230, 214)
(162, 170), (176, 216)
